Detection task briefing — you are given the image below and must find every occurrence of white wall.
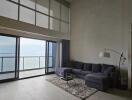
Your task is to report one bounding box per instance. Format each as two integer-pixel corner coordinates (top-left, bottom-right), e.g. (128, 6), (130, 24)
(71, 0), (131, 89)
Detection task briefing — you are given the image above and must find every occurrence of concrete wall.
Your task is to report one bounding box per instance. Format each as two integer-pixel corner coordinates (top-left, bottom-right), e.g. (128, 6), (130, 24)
(70, 0), (132, 89)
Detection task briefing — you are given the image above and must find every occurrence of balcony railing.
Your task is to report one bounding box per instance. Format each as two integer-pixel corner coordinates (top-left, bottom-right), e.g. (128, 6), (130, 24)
(0, 56), (53, 73)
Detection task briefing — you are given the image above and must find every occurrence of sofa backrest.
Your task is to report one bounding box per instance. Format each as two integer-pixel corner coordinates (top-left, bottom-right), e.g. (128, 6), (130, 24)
(92, 64), (101, 72)
(83, 63), (92, 71)
(70, 61), (115, 73)
(70, 61), (84, 69)
(100, 64), (115, 73)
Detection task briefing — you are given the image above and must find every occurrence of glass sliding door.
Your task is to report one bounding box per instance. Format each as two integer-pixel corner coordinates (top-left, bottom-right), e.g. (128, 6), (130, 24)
(0, 35), (17, 81)
(0, 35), (58, 80)
(19, 38), (46, 78)
(46, 41), (57, 74)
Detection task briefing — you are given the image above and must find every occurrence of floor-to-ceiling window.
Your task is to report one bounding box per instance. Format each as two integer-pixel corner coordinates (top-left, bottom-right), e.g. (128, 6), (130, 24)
(0, 0), (70, 34)
(19, 37), (57, 78)
(0, 34), (58, 80)
(19, 38), (46, 78)
(0, 35), (17, 81)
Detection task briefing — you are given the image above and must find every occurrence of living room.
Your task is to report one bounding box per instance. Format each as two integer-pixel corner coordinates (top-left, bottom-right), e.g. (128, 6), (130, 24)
(0, 0), (132, 100)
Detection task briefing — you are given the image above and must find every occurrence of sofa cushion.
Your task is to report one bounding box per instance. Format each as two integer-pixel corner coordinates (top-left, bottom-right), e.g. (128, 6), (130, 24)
(92, 64), (101, 73)
(85, 73), (107, 84)
(83, 63), (92, 71)
(101, 64), (114, 72)
(81, 70), (92, 75)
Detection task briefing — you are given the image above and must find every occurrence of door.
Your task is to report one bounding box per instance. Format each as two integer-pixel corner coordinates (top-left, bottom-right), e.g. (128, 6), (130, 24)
(0, 34), (17, 81)
(45, 41), (57, 74)
(19, 37), (46, 78)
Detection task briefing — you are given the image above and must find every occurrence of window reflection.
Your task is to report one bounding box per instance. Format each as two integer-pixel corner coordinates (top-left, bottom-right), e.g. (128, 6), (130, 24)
(61, 5), (70, 22)
(20, 0), (36, 9)
(20, 6), (35, 24)
(36, 12), (49, 28)
(50, 0), (60, 19)
(50, 18), (60, 32)
(61, 22), (69, 33)
(0, 0), (18, 20)
(36, 0), (49, 14)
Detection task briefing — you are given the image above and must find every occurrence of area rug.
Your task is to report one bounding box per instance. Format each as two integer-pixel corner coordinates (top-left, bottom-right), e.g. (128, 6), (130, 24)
(46, 76), (98, 100)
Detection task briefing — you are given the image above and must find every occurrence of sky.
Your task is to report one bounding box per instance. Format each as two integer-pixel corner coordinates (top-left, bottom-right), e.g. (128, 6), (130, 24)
(20, 38), (46, 56)
(0, 36), (16, 57)
(0, 36), (46, 57)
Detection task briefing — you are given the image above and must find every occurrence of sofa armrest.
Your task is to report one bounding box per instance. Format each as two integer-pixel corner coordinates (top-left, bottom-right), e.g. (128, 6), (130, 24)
(103, 67), (113, 77)
(109, 71), (119, 88)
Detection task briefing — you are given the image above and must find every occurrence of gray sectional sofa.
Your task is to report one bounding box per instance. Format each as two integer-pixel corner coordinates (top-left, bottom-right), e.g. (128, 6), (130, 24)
(56, 61), (118, 91)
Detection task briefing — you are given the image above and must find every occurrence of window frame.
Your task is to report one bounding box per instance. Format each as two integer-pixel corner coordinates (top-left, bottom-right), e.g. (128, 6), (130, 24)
(6, 0), (70, 33)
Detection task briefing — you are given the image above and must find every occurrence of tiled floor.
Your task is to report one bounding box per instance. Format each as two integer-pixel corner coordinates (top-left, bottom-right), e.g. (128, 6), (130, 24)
(0, 75), (131, 100)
